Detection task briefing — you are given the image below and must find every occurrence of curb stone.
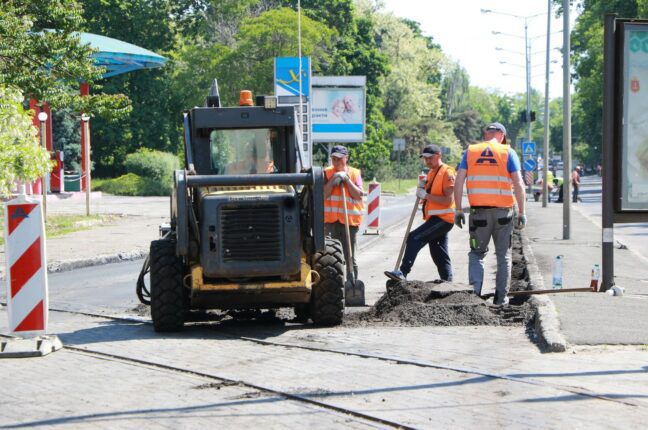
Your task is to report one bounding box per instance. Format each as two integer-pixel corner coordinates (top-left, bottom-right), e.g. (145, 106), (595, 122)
(46, 250), (148, 274)
(0, 250), (148, 280)
(520, 231), (568, 353)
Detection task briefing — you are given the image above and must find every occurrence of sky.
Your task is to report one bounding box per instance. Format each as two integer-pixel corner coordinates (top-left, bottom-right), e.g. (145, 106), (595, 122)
(381, 0), (580, 99)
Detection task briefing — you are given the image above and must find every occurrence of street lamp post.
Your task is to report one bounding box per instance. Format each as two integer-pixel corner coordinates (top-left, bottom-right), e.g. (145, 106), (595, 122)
(37, 111), (48, 220)
(542, 0), (552, 208)
(562, 0), (572, 239)
(81, 114), (91, 216)
(483, 9), (544, 144)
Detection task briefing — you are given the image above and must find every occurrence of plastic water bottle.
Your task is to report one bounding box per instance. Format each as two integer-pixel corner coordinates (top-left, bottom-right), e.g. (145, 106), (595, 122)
(590, 264), (600, 292)
(552, 255), (563, 289)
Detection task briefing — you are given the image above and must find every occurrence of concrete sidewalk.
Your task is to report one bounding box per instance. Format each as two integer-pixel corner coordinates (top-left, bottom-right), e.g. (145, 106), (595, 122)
(525, 200), (648, 345)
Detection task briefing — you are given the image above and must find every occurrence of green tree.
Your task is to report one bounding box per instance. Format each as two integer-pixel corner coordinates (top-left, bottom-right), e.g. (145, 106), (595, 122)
(0, 86), (52, 197)
(0, 0), (130, 117)
(80, 0), (192, 177)
(566, 0), (648, 166)
(52, 109), (82, 172)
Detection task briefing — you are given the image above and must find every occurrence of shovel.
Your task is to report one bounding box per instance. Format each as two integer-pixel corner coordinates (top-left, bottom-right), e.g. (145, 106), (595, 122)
(392, 196), (421, 272)
(340, 184), (365, 306)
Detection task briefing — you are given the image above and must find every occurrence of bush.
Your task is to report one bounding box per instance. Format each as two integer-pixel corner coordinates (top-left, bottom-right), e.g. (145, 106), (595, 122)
(124, 149), (179, 182)
(93, 173), (170, 196)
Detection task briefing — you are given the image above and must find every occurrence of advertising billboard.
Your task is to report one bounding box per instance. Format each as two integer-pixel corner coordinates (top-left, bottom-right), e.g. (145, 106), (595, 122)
(311, 76), (366, 143)
(621, 24), (648, 211)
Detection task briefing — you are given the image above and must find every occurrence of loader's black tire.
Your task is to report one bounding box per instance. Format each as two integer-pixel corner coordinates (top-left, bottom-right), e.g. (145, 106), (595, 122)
(150, 239), (187, 332)
(310, 238), (345, 326)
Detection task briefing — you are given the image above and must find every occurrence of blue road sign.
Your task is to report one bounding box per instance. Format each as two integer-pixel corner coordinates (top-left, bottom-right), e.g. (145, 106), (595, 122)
(274, 57), (310, 97)
(523, 157), (537, 171)
(522, 141), (536, 155)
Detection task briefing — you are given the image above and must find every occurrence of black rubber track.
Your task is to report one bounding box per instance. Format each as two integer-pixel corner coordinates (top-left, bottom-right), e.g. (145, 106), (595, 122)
(310, 238), (345, 326)
(150, 239), (186, 332)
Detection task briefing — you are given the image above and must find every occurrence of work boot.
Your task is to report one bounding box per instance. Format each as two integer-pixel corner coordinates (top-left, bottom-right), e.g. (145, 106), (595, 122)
(384, 270), (406, 281)
(494, 296), (510, 307)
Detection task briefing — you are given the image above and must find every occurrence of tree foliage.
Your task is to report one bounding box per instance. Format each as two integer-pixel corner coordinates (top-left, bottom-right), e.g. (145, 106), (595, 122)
(0, 0), (130, 119)
(567, 0), (648, 165)
(0, 86), (52, 197)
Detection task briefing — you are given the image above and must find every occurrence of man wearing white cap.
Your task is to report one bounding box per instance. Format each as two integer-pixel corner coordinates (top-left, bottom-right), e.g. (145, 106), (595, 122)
(454, 122), (527, 306)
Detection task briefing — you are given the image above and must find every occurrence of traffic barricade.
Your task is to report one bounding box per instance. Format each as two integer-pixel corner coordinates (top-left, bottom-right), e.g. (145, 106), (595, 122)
(364, 180), (381, 235)
(1, 192), (61, 358)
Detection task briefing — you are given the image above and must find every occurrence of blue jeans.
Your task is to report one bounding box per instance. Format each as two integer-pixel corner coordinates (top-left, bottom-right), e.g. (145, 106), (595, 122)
(400, 216), (454, 281)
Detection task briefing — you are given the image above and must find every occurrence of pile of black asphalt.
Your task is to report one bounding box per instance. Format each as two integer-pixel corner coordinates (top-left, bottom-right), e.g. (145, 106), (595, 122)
(346, 230), (534, 328)
(345, 280), (534, 327)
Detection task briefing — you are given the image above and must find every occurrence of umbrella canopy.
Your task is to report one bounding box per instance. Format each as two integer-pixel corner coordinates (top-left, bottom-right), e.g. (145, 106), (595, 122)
(76, 32), (168, 78)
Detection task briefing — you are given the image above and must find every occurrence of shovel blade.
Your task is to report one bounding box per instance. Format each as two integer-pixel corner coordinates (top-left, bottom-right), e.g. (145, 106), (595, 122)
(345, 280), (366, 306)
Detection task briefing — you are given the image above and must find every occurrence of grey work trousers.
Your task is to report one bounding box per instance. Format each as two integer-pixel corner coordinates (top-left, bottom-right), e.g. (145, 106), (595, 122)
(468, 207), (514, 304)
(325, 222), (359, 280)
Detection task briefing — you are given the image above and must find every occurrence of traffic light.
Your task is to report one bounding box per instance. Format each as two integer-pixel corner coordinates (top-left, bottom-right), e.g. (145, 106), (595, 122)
(519, 110), (537, 122)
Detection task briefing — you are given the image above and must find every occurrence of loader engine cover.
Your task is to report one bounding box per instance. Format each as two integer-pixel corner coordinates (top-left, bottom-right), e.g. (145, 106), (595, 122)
(200, 189), (301, 278)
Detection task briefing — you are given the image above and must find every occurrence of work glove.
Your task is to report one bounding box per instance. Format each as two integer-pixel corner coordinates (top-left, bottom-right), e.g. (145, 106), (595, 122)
(454, 210), (465, 229)
(415, 187), (427, 200)
(333, 171), (348, 185)
(418, 178), (427, 188)
(517, 214), (527, 229)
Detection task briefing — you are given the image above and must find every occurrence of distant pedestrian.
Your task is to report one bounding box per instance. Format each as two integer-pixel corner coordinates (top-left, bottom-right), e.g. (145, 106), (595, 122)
(323, 145), (364, 280)
(554, 177), (564, 203)
(571, 166), (581, 203)
(453, 123), (527, 306)
(384, 144), (455, 282)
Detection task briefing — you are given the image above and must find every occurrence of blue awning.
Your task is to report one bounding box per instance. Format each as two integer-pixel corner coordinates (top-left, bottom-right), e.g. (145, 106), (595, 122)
(76, 32), (168, 78)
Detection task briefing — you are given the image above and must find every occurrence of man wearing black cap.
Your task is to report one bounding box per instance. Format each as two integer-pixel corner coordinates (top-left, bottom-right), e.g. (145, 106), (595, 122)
(453, 122), (527, 306)
(385, 144), (456, 282)
(323, 145), (364, 280)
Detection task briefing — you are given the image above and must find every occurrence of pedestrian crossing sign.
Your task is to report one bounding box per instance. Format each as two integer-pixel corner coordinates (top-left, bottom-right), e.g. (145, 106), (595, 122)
(522, 141), (536, 155)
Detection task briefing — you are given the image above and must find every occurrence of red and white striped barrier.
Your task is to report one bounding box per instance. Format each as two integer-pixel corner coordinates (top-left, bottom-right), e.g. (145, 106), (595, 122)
(4, 195), (48, 335)
(364, 181), (380, 235)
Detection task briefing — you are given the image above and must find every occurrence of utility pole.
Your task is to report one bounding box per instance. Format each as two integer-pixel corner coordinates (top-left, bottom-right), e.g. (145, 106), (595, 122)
(38, 111), (48, 221)
(542, 0), (552, 208)
(562, 0), (572, 239)
(82, 114), (91, 216)
(525, 18), (532, 142)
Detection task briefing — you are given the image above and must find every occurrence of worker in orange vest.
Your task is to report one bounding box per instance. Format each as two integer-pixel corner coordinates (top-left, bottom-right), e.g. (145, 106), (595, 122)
(323, 145), (364, 280)
(454, 123), (527, 306)
(384, 144), (456, 282)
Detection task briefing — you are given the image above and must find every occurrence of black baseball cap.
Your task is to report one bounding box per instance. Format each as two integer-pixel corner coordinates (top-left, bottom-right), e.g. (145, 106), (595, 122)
(485, 122), (507, 144)
(420, 144), (441, 157)
(331, 145), (349, 158)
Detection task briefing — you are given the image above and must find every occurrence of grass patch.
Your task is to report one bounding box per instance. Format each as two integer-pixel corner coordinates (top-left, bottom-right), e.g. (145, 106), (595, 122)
(93, 173), (170, 196)
(378, 178), (418, 195)
(0, 208), (113, 245)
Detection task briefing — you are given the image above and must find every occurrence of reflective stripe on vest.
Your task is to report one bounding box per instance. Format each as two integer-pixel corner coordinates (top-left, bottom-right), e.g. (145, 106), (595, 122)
(324, 207), (364, 216)
(324, 166), (364, 226)
(467, 188), (513, 196)
(327, 195), (363, 205)
(423, 163), (456, 224)
(465, 142), (514, 207)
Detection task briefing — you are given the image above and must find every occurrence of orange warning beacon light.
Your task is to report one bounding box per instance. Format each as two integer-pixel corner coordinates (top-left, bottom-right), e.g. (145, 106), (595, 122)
(239, 90), (253, 106)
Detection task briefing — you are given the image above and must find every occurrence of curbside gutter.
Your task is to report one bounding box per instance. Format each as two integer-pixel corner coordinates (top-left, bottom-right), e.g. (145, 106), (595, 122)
(520, 231), (568, 353)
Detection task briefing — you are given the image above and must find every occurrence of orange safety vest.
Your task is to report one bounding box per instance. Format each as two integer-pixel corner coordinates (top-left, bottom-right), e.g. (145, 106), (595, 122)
(423, 163), (455, 224)
(465, 142), (515, 207)
(324, 166), (364, 226)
